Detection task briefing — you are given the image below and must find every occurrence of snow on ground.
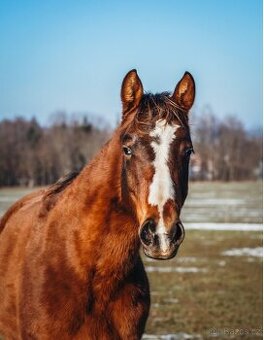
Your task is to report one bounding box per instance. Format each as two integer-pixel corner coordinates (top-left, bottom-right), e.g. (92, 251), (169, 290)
(185, 223), (262, 231)
(143, 333), (202, 340)
(186, 198), (246, 205)
(145, 266), (207, 273)
(222, 247), (263, 257)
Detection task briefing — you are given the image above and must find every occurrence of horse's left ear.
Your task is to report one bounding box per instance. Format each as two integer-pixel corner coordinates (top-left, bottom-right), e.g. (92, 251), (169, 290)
(171, 72), (195, 112)
(121, 69), (143, 115)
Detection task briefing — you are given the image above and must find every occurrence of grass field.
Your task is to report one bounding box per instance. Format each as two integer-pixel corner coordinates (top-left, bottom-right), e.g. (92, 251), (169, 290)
(0, 182), (262, 339)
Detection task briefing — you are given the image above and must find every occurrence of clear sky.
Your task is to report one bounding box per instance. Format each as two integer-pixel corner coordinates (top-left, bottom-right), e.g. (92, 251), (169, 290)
(0, 0), (262, 129)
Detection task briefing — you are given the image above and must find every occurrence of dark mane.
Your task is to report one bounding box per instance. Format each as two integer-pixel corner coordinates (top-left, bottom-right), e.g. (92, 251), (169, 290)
(45, 171), (80, 197)
(135, 92), (189, 130)
(38, 171), (80, 217)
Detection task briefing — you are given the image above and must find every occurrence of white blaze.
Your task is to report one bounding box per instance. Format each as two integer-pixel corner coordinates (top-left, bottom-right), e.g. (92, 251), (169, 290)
(148, 120), (180, 251)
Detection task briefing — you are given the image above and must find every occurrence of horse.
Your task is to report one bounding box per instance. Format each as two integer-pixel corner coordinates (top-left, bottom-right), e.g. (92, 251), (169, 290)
(0, 69), (195, 340)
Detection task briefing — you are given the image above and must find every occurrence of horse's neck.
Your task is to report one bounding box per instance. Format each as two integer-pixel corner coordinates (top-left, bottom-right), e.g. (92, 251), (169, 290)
(77, 130), (123, 205)
(67, 129), (140, 280)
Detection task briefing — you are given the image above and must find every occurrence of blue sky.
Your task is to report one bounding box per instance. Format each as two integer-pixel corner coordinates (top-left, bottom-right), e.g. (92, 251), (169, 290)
(0, 0), (262, 129)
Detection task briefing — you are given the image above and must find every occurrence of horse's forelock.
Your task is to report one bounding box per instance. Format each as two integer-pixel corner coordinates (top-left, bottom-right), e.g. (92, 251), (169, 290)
(121, 93), (189, 136)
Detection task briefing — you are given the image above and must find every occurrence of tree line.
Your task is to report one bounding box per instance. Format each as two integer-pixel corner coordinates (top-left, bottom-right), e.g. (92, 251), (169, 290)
(0, 114), (109, 187)
(190, 107), (262, 181)
(0, 109), (262, 186)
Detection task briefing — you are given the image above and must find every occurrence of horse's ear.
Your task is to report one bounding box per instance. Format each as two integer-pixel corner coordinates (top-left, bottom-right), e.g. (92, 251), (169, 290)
(171, 72), (195, 112)
(121, 69), (143, 115)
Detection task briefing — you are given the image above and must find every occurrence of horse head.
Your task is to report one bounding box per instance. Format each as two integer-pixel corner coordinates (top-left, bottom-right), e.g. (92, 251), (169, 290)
(119, 69), (195, 260)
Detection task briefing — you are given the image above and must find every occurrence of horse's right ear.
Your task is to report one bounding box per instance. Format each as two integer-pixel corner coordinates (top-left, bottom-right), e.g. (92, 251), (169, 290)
(171, 72), (195, 112)
(121, 69), (143, 115)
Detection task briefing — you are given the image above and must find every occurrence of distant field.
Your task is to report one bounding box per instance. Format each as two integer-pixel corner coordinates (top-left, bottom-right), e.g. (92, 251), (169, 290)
(182, 181), (262, 224)
(0, 182), (262, 339)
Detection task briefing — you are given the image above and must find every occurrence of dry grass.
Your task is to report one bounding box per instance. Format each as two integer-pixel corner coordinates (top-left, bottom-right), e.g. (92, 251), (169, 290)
(143, 230), (262, 339)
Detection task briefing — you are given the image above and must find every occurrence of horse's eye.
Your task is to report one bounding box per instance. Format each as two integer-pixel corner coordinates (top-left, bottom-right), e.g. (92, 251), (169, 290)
(185, 147), (194, 157)
(123, 146), (132, 156)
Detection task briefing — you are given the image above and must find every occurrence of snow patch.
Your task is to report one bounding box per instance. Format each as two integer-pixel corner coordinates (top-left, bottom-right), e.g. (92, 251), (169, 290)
(146, 266), (207, 273)
(143, 333), (202, 340)
(222, 247), (263, 257)
(186, 223), (262, 231)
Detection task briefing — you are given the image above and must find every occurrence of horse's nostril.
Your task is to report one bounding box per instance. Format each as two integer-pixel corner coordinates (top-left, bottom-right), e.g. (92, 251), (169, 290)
(140, 219), (156, 246)
(171, 222), (185, 244)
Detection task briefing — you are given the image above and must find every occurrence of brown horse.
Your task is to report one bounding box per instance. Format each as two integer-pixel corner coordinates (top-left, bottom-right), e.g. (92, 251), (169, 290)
(0, 69), (195, 339)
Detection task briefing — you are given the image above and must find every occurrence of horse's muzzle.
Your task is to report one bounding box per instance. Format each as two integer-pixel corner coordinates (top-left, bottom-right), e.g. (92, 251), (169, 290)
(139, 219), (185, 260)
